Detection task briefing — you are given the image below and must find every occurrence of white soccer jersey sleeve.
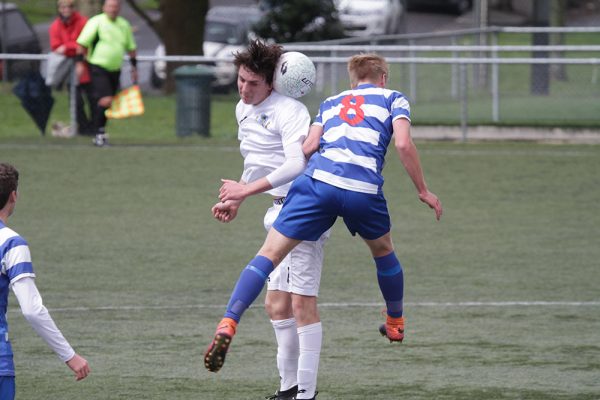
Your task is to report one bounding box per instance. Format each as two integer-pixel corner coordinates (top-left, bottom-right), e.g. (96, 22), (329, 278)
(11, 277), (76, 362)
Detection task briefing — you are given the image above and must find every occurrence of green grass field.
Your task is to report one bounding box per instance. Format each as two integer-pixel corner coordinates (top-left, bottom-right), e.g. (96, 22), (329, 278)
(1, 139), (599, 399)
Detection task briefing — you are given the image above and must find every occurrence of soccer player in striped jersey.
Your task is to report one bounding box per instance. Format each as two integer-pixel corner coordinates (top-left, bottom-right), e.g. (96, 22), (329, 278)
(205, 40), (329, 400)
(0, 163), (90, 399)
(205, 53), (442, 397)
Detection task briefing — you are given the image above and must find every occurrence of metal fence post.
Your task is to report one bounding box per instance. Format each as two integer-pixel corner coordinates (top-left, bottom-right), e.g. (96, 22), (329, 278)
(330, 49), (338, 96)
(69, 59), (78, 135)
(451, 36), (458, 99)
(460, 62), (468, 142)
(491, 32), (499, 122)
(1, 0), (7, 82)
(409, 39), (416, 102)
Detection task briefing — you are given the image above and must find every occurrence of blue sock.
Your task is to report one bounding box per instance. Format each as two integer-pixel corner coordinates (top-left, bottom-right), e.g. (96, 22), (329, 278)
(375, 252), (404, 318)
(224, 255), (274, 322)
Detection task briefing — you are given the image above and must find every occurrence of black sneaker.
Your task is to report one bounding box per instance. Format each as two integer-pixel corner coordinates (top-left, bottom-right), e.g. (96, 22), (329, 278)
(93, 133), (109, 147)
(265, 385), (298, 400)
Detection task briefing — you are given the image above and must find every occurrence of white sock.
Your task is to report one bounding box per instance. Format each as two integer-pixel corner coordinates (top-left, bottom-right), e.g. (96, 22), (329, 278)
(271, 318), (299, 391)
(296, 322), (322, 399)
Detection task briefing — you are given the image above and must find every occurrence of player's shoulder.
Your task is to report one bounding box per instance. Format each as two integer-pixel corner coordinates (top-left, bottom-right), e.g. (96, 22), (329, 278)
(271, 91), (309, 113)
(0, 225), (26, 249)
(271, 90), (304, 105)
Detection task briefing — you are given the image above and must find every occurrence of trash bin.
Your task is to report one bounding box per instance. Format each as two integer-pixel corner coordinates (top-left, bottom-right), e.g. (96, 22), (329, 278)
(174, 65), (214, 137)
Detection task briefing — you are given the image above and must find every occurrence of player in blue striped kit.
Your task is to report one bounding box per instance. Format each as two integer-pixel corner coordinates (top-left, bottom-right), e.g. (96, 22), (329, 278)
(0, 163), (89, 399)
(205, 54), (442, 396)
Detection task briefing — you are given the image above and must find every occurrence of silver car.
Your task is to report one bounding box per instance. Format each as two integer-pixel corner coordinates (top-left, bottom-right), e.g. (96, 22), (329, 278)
(336, 0), (404, 37)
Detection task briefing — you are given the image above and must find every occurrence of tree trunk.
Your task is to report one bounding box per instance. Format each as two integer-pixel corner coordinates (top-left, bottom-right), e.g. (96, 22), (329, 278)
(123, 0), (209, 93)
(158, 0), (208, 93)
(530, 0), (550, 95)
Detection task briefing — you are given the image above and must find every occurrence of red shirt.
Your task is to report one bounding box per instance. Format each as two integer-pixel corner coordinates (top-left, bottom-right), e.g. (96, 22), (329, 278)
(49, 11), (90, 83)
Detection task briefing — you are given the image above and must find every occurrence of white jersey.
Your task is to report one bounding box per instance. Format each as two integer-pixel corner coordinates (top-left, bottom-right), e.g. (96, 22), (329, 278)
(237, 91), (311, 197)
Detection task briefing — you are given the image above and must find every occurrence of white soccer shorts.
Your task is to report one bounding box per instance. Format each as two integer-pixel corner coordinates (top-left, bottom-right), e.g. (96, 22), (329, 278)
(264, 201), (330, 297)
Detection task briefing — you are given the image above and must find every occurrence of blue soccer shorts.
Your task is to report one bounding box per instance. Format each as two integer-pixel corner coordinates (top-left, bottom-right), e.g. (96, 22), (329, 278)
(0, 376), (15, 400)
(273, 174), (391, 241)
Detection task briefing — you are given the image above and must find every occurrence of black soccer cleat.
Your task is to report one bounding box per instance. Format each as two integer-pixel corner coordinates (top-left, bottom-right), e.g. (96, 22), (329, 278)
(292, 389), (318, 399)
(265, 385), (298, 400)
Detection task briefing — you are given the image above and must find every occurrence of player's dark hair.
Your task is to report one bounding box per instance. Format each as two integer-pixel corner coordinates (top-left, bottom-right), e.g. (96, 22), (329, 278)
(233, 39), (283, 85)
(0, 163), (19, 210)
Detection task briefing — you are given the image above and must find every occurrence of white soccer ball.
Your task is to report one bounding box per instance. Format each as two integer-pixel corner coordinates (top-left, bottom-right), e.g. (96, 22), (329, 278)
(273, 51), (316, 98)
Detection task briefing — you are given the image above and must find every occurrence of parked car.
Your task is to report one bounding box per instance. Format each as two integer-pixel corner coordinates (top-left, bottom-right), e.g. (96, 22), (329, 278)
(151, 5), (262, 91)
(0, 2), (42, 80)
(335, 0), (404, 37)
(406, 0), (473, 15)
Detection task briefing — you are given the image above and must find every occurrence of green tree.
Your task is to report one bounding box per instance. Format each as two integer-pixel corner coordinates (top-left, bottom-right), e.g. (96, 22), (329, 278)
(254, 0), (345, 43)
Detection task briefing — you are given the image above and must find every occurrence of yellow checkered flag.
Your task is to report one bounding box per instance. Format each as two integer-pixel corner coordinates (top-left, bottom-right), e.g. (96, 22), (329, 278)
(105, 85), (145, 119)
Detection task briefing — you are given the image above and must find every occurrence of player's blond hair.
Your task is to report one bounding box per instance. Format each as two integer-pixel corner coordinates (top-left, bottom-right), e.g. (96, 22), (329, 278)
(347, 54), (388, 87)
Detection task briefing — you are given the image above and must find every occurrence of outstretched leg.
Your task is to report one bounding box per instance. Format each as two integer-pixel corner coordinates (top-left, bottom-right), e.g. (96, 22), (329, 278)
(204, 229), (301, 372)
(204, 255), (274, 372)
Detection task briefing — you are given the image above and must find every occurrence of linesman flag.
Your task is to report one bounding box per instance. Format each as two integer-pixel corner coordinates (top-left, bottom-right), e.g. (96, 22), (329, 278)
(106, 85), (145, 119)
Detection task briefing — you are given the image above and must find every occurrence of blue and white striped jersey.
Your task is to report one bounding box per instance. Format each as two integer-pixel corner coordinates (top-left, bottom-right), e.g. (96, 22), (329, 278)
(0, 221), (35, 376)
(304, 83), (411, 195)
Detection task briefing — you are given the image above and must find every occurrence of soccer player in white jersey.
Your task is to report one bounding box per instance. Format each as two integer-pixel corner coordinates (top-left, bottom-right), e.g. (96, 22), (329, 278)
(0, 163), (90, 399)
(204, 53), (443, 392)
(205, 40), (329, 400)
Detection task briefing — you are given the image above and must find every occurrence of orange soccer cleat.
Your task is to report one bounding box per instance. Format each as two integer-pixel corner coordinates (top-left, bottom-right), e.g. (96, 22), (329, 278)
(204, 317), (237, 372)
(378, 315), (405, 343)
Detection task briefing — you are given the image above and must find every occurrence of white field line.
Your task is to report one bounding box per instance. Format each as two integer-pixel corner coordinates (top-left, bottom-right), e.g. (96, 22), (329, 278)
(1, 143), (597, 158)
(9, 301), (599, 314)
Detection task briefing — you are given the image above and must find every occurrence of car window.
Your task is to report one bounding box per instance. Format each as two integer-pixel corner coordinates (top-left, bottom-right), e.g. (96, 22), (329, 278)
(205, 21), (243, 45)
(0, 9), (35, 42)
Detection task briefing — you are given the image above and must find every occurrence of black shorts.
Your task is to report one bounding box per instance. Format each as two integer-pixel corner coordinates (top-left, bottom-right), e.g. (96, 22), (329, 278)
(90, 64), (120, 99)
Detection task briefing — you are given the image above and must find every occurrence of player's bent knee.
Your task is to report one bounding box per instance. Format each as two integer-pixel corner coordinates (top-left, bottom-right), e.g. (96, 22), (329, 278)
(265, 291), (293, 319)
(364, 232), (394, 257)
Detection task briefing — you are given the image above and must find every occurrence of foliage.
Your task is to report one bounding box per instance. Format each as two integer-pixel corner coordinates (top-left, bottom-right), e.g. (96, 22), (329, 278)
(253, 0), (345, 43)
